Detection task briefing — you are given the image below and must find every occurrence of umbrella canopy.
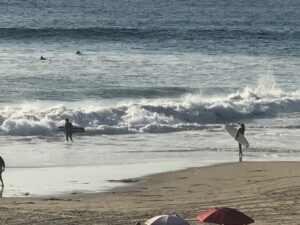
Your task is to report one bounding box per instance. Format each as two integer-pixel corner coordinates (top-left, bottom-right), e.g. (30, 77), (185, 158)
(196, 207), (254, 225)
(146, 215), (190, 225)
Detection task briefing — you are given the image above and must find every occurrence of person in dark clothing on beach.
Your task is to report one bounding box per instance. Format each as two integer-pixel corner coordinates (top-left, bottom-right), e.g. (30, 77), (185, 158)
(0, 156), (5, 187)
(65, 118), (73, 142)
(236, 123), (245, 161)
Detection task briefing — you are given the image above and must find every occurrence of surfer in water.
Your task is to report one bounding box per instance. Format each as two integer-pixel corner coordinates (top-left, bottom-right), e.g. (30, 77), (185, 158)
(236, 123), (245, 160)
(0, 156), (5, 187)
(64, 119), (73, 142)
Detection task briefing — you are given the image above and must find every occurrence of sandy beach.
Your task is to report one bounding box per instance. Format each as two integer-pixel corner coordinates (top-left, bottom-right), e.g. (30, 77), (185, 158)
(0, 161), (299, 225)
(1, 1), (299, 224)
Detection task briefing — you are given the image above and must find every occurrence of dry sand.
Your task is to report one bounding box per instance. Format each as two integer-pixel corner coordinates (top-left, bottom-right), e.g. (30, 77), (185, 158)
(0, 161), (299, 225)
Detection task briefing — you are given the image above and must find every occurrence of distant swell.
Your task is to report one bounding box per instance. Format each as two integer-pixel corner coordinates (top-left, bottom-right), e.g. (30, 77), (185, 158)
(1, 85), (300, 136)
(0, 27), (298, 41)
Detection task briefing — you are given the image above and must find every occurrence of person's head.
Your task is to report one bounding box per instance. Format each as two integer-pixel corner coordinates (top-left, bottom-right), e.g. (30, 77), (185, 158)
(65, 118), (69, 123)
(241, 123), (245, 128)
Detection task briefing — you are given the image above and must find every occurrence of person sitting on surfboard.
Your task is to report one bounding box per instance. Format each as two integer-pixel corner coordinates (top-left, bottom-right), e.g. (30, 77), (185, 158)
(65, 119), (73, 142)
(236, 123), (245, 157)
(0, 156), (5, 187)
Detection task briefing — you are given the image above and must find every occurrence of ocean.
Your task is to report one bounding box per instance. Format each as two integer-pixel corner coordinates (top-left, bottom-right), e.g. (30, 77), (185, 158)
(0, 0), (299, 197)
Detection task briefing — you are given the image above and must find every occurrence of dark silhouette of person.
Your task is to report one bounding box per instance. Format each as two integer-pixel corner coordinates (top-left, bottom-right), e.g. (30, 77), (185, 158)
(40, 56), (47, 60)
(75, 50), (82, 55)
(65, 119), (73, 142)
(236, 123), (245, 161)
(0, 156), (5, 187)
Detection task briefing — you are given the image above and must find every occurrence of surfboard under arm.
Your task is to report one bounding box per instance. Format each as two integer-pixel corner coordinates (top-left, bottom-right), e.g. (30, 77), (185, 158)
(58, 126), (85, 133)
(225, 124), (249, 147)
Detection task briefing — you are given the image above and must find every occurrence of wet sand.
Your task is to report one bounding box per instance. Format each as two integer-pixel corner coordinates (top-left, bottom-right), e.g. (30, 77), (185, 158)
(0, 161), (299, 225)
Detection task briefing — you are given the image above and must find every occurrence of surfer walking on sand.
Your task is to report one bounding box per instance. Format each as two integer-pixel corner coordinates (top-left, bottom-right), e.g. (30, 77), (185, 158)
(65, 119), (73, 142)
(236, 123), (245, 159)
(0, 156), (5, 187)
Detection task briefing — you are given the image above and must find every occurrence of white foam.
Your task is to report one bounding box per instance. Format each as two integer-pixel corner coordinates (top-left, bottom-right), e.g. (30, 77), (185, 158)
(1, 81), (300, 136)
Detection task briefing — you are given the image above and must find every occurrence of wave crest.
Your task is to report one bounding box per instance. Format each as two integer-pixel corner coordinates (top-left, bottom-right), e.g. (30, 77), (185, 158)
(1, 86), (300, 136)
(0, 27), (297, 41)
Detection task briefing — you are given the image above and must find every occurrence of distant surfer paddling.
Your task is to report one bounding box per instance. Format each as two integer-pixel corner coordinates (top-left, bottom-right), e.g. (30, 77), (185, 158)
(0, 156), (5, 187)
(40, 56), (47, 60)
(236, 123), (245, 159)
(75, 50), (82, 55)
(64, 119), (73, 142)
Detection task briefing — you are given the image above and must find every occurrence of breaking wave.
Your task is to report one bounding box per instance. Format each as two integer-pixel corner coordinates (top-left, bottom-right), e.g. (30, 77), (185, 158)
(1, 84), (300, 136)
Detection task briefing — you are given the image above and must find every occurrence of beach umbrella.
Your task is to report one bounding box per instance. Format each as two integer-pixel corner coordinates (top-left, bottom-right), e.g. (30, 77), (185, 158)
(145, 215), (190, 225)
(196, 207), (254, 225)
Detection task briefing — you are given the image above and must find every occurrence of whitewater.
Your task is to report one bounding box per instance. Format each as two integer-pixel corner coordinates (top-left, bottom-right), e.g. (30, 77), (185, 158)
(0, 0), (299, 197)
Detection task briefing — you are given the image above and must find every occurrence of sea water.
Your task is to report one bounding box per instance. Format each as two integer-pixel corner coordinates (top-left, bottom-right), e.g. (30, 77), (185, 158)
(0, 0), (299, 197)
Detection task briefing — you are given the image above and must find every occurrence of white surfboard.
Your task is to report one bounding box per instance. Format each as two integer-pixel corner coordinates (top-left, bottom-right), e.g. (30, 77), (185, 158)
(225, 124), (249, 147)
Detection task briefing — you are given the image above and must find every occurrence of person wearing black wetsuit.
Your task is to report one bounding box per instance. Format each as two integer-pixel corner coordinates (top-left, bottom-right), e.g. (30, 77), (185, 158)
(0, 156), (5, 187)
(236, 123), (245, 159)
(65, 118), (73, 142)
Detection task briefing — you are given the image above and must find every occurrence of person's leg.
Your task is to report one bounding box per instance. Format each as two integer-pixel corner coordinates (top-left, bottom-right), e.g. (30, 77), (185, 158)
(239, 143), (242, 156)
(238, 144), (243, 162)
(0, 171), (3, 187)
(70, 134), (73, 142)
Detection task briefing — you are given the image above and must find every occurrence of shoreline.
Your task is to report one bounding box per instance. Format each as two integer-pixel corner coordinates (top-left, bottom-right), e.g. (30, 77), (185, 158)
(0, 161), (299, 225)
